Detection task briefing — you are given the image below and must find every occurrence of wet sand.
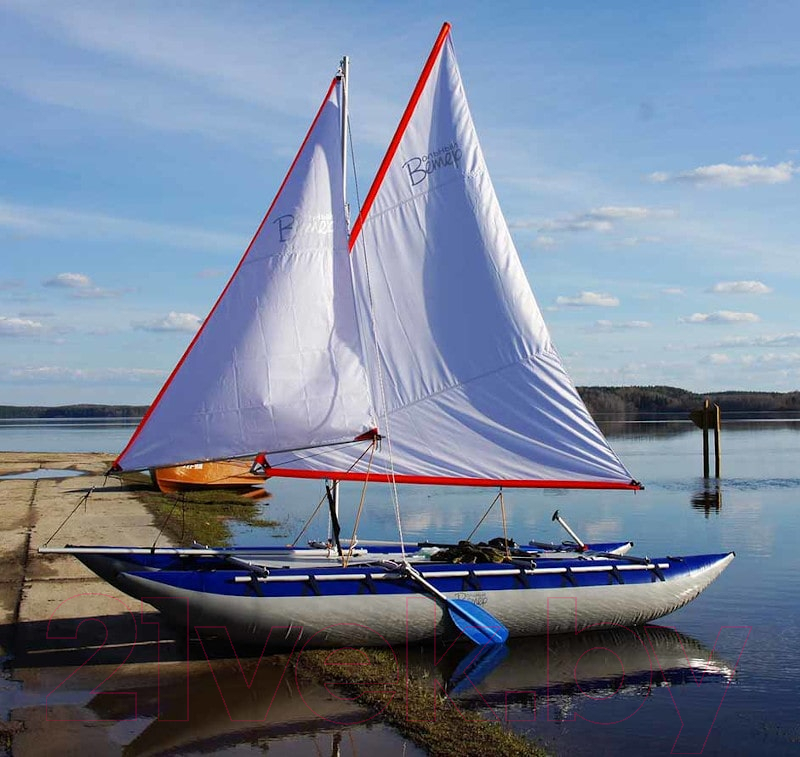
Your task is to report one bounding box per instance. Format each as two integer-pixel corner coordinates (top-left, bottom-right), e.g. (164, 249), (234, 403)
(0, 452), (424, 756)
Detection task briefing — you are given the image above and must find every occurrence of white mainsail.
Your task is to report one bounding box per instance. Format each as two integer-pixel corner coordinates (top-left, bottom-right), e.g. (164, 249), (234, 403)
(269, 24), (637, 488)
(114, 76), (375, 472)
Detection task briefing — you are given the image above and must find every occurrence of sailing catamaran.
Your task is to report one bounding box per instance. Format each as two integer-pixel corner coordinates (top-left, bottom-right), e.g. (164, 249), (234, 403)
(42, 24), (733, 648)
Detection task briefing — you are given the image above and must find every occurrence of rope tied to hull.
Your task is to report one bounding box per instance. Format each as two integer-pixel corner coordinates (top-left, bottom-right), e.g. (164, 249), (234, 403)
(151, 492), (186, 550)
(42, 486), (95, 548)
(342, 439), (377, 568)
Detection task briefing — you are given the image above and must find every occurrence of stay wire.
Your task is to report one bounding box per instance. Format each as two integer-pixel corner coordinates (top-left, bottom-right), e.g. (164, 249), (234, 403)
(348, 114), (406, 561)
(43, 486), (95, 547)
(151, 492), (186, 550)
(290, 440), (377, 546)
(498, 488), (511, 560)
(343, 439), (376, 567)
(291, 489), (330, 546)
(465, 490), (503, 542)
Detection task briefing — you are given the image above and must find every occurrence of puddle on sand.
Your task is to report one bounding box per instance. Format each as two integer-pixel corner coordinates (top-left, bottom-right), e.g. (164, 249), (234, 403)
(0, 468), (86, 480)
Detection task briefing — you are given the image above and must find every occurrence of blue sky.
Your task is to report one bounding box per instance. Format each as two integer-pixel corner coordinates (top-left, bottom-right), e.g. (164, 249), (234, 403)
(2, 0), (799, 405)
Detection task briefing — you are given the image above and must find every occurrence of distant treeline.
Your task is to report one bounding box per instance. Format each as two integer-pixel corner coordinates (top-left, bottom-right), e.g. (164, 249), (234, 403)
(2, 386), (800, 421)
(0, 404), (148, 419)
(577, 386), (800, 419)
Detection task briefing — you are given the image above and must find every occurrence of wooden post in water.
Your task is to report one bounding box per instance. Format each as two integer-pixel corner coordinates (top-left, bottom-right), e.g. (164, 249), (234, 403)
(690, 399), (721, 478)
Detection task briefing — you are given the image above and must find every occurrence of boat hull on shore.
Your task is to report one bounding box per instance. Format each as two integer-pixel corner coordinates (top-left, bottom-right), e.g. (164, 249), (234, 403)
(150, 460), (267, 493)
(72, 550), (734, 649)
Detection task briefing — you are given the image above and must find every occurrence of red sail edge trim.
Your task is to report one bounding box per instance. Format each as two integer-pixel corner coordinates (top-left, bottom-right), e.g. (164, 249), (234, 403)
(113, 76), (341, 472)
(348, 21), (451, 251)
(264, 467), (643, 490)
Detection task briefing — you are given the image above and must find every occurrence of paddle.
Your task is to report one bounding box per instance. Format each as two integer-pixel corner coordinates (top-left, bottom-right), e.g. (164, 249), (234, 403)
(402, 563), (509, 646)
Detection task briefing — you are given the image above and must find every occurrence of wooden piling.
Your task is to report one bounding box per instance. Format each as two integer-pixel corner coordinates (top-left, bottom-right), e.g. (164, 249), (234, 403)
(690, 400), (721, 478)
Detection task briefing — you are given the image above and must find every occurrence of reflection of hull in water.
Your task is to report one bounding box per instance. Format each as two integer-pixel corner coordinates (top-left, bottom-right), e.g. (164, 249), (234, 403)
(73, 550), (733, 648)
(150, 460), (267, 493)
(89, 625), (732, 757)
(435, 624), (735, 702)
(89, 659), (367, 757)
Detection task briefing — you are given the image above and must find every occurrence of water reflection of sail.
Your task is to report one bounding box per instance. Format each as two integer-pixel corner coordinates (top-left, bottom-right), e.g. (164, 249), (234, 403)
(432, 625), (734, 704)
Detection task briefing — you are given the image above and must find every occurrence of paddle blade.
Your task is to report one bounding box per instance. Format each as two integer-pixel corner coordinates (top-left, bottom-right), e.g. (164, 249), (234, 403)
(448, 599), (509, 645)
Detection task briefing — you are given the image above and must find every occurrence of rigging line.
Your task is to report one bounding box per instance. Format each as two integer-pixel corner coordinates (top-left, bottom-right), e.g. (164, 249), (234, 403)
(291, 489), (330, 546)
(290, 441), (376, 547)
(266, 437), (374, 469)
(346, 111), (380, 439)
(352, 208), (406, 561)
(292, 440), (375, 546)
(151, 493), (185, 550)
(347, 113), (363, 230)
(498, 488), (511, 560)
(180, 497), (186, 543)
(465, 490), (503, 542)
(42, 486), (95, 548)
(347, 113), (406, 562)
(343, 439), (376, 568)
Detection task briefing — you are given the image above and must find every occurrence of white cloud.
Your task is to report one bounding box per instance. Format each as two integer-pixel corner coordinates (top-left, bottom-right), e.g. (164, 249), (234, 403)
(545, 217), (613, 233)
(589, 206), (671, 220)
(742, 352), (800, 368)
(555, 291), (620, 308)
(708, 353), (732, 364)
(738, 154), (765, 163)
(662, 287), (685, 295)
(591, 319), (651, 331)
(712, 333), (800, 348)
(649, 162), (797, 187)
(43, 272), (91, 289)
(196, 268), (228, 279)
(41, 271), (124, 299)
(5, 366), (165, 382)
(532, 235), (558, 248)
(1, 201), (244, 252)
(620, 236), (663, 246)
(692, 352), (800, 373)
(0, 316), (43, 336)
(0, 1), (400, 150)
(680, 311), (760, 324)
(134, 311), (202, 332)
(73, 286), (126, 299)
(17, 309), (54, 318)
(709, 280), (772, 294)
(539, 206), (675, 234)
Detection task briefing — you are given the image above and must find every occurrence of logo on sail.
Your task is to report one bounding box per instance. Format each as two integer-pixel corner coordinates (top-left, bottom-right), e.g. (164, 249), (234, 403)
(273, 213), (335, 244)
(402, 140), (462, 187)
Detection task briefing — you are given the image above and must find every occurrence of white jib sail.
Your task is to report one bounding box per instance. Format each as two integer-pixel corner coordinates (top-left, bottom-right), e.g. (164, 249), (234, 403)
(271, 26), (635, 487)
(115, 77), (375, 472)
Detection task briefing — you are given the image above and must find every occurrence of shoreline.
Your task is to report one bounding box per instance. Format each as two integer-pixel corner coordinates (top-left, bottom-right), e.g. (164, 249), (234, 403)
(0, 452), (545, 756)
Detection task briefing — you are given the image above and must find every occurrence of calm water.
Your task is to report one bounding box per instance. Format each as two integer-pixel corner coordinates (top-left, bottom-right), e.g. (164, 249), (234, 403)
(3, 418), (799, 755)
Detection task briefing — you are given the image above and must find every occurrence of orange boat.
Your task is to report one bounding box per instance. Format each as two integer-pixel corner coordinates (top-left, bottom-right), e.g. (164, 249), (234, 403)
(150, 460), (267, 494)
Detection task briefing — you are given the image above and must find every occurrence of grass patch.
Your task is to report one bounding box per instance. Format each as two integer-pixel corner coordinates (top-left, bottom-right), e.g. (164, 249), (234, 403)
(132, 488), (280, 547)
(295, 647), (548, 757)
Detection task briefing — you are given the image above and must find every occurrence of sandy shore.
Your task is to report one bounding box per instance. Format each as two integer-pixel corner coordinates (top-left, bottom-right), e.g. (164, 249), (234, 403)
(0, 452), (179, 754)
